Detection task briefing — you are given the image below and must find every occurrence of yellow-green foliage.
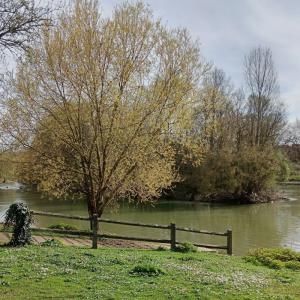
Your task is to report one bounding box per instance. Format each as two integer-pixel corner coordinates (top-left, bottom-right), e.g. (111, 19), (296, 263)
(5, 0), (207, 216)
(276, 151), (291, 182)
(0, 152), (19, 182)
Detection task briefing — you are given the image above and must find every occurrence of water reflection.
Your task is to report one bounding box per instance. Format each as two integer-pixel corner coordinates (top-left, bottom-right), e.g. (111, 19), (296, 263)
(0, 185), (300, 255)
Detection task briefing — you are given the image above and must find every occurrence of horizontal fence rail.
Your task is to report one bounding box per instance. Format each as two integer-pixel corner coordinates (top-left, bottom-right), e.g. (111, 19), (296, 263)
(98, 218), (170, 229)
(0, 210), (233, 255)
(176, 226), (228, 236)
(31, 227), (92, 237)
(31, 210), (90, 221)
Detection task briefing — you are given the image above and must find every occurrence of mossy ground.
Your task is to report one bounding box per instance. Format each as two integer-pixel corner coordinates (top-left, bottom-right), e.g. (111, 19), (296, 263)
(0, 244), (299, 299)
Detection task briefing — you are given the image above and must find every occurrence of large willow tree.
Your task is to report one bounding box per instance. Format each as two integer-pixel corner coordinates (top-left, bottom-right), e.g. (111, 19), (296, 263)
(3, 0), (204, 217)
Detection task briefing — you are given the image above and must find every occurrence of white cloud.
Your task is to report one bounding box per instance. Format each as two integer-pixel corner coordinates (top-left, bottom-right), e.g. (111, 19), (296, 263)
(101, 0), (299, 120)
(6, 0), (300, 121)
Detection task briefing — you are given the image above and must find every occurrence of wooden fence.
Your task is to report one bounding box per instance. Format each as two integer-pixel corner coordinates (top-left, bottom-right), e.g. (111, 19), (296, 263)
(28, 210), (233, 255)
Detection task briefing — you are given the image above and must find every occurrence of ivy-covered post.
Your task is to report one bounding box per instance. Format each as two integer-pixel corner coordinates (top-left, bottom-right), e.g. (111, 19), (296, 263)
(4, 202), (32, 246)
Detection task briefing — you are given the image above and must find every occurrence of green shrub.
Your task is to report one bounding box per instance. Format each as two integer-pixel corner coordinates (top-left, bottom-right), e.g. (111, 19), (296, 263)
(285, 261), (300, 271)
(174, 242), (197, 253)
(41, 238), (63, 247)
(48, 223), (79, 231)
(245, 248), (300, 270)
(130, 264), (165, 276)
(178, 146), (281, 202)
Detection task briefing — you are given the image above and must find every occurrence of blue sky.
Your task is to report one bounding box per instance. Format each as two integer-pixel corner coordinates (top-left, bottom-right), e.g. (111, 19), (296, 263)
(100, 0), (300, 121)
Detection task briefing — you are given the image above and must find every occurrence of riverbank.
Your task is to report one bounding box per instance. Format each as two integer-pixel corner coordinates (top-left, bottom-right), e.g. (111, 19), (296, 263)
(0, 245), (299, 299)
(9, 181), (290, 204)
(196, 190), (290, 204)
(166, 187), (289, 204)
(280, 181), (300, 185)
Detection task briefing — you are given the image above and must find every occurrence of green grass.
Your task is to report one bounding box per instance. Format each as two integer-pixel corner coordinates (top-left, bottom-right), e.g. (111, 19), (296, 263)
(48, 223), (79, 231)
(287, 162), (300, 182)
(0, 244), (300, 299)
(288, 174), (300, 182)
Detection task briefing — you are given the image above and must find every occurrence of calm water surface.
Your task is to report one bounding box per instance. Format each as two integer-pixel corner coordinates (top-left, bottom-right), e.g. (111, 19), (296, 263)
(0, 184), (299, 255)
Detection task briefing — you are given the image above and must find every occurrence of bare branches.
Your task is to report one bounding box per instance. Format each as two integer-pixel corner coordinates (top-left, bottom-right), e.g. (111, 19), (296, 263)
(244, 47), (286, 146)
(244, 47), (279, 100)
(0, 0), (51, 54)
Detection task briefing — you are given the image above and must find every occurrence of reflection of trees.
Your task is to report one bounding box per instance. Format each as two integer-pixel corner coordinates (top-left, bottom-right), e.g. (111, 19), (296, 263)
(1, 187), (300, 254)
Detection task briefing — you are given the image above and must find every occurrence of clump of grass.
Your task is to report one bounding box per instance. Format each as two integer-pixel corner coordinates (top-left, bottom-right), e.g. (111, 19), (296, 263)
(173, 242), (197, 253)
(108, 258), (125, 265)
(179, 256), (202, 262)
(48, 223), (79, 231)
(274, 272), (295, 284)
(156, 246), (167, 251)
(245, 248), (300, 270)
(40, 238), (63, 247)
(0, 280), (10, 287)
(83, 252), (95, 257)
(130, 264), (165, 276)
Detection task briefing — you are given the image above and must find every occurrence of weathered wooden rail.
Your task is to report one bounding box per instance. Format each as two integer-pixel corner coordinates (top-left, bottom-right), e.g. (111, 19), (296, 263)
(4, 210), (233, 255)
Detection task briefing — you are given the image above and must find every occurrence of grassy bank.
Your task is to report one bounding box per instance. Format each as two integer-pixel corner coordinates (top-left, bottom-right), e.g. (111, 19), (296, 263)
(286, 162), (300, 182)
(0, 244), (299, 299)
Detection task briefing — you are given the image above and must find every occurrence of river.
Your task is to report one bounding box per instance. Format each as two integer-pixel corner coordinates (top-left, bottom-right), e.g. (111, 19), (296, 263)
(0, 183), (299, 255)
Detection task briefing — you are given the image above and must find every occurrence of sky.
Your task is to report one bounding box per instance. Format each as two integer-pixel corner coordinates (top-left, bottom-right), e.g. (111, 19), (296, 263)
(7, 0), (300, 121)
(99, 0), (300, 121)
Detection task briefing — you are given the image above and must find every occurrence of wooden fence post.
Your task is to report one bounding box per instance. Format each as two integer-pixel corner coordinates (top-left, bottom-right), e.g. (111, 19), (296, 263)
(92, 214), (98, 249)
(227, 229), (232, 255)
(170, 223), (176, 250)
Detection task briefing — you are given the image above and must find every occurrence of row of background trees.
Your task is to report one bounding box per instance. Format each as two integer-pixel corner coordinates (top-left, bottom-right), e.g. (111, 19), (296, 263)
(174, 47), (287, 203)
(0, 0), (292, 219)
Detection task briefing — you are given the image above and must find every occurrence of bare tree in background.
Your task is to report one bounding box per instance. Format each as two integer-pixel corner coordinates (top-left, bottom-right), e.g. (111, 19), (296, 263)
(194, 67), (234, 150)
(0, 0), (51, 54)
(244, 47), (286, 146)
(230, 89), (247, 151)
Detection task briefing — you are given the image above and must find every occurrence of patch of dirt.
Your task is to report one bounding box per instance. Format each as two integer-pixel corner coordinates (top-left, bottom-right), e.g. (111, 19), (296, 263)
(0, 232), (168, 249)
(96, 238), (168, 249)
